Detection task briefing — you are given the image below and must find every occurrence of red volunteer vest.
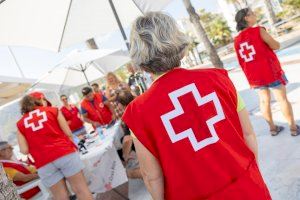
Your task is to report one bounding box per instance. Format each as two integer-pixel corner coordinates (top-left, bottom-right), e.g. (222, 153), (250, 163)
(123, 68), (270, 200)
(61, 105), (84, 132)
(234, 26), (284, 87)
(1, 160), (40, 199)
(81, 93), (112, 126)
(17, 106), (77, 168)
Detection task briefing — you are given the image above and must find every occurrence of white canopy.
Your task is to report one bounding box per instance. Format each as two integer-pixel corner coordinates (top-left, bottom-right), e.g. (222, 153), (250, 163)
(0, 0), (172, 51)
(31, 49), (130, 91)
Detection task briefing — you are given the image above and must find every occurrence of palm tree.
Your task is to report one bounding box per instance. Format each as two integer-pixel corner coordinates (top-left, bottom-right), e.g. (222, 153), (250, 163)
(182, 0), (223, 68)
(86, 38), (99, 49)
(262, 0), (277, 32)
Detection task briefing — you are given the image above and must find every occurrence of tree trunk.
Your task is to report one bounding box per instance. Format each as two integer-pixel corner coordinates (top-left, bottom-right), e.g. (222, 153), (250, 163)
(182, 0), (223, 68)
(232, 2), (240, 11)
(86, 38), (99, 49)
(191, 49), (199, 65)
(263, 0), (277, 32)
(242, 0), (248, 7)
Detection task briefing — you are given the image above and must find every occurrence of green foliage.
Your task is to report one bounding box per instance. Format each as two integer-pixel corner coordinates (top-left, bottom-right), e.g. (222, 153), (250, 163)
(284, 0), (300, 10)
(254, 7), (264, 23)
(198, 9), (233, 48)
(277, 0), (300, 18)
(115, 66), (129, 82)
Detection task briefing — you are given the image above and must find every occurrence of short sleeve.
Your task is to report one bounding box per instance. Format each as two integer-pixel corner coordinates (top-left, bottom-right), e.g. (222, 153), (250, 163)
(80, 107), (87, 114)
(237, 93), (246, 112)
(102, 95), (108, 102)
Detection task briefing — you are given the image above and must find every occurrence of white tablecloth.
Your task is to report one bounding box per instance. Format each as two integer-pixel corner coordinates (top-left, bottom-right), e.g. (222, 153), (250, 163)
(80, 122), (128, 193)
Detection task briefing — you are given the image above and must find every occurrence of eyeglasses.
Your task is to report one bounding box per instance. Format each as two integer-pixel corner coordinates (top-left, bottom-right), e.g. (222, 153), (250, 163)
(0, 146), (13, 151)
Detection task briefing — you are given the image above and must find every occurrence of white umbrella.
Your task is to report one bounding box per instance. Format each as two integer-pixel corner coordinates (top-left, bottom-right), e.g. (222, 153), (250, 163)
(0, 0), (172, 51)
(30, 48), (130, 92)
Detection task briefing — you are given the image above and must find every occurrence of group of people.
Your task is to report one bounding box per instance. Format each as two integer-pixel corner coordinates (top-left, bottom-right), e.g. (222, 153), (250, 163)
(0, 7), (298, 200)
(0, 64), (145, 199)
(121, 9), (299, 200)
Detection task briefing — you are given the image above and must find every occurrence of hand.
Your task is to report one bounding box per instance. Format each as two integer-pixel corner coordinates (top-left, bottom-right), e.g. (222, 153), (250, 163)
(123, 153), (134, 163)
(92, 121), (101, 127)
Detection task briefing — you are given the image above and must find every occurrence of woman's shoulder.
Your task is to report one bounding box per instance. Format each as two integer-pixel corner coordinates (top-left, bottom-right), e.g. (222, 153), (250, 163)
(189, 67), (228, 76)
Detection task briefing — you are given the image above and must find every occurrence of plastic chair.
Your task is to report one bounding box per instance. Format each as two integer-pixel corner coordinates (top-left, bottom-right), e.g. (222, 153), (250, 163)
(17, 179), (50, 200)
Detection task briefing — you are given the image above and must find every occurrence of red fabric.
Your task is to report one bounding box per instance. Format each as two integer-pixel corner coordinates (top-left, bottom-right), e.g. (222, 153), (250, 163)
(17, 106), (77, 168)
(61, 105), (84, 131)
(234, 26), (285, 88)
(81, 93), (112, 126)
(1, 161), (40, 199)
(28, 92), (52, 107)
(123, 68), (270, 199)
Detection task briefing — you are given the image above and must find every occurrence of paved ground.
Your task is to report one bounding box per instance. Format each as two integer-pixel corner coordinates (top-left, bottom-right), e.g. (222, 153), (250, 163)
(230, 62), (300, 200)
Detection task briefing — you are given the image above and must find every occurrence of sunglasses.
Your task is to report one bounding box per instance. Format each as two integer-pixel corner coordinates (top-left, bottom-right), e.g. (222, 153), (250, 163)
(0, 146), (13, 151)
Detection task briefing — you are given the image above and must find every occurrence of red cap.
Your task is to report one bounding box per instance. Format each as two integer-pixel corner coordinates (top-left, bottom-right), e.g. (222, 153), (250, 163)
(29, 92), (52, 107)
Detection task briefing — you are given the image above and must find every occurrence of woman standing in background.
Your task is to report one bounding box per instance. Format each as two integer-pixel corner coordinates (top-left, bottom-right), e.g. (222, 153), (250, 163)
(106, 72), (130, 119)
(234, 8), (299, 136)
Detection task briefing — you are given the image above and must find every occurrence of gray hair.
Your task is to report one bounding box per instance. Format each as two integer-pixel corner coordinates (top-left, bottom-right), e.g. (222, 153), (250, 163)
(0, 141), (8, 151)
(130, 12), (190, 74)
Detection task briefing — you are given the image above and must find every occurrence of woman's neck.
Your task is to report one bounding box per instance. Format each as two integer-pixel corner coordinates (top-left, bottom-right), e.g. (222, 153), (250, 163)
(152, 73), (164, 81)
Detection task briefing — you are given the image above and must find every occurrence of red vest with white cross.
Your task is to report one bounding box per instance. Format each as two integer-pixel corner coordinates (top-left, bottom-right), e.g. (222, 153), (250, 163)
(234, 26), (284, 87)
(17, 106), (77, 168)
(123, 68), (270, 200)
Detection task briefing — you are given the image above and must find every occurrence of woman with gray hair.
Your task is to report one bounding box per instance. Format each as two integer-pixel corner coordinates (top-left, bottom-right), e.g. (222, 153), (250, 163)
(122, 12), (270, 200)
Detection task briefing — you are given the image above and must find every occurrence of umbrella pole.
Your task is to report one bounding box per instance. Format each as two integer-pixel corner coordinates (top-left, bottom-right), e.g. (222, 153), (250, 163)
(8, 46), (26, 78)
(81, 65), (91, 86)
(108, 0), (130, 50)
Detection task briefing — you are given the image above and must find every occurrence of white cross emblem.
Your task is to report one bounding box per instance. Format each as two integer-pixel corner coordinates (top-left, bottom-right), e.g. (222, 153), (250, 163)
(239, 42), (256, 62)
(161, 83), (225, 152)
(24, 109), (48, 131)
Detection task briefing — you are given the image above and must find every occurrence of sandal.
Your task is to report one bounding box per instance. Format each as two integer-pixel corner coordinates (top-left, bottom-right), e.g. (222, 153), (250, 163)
(290, 125), (300, 136)
(270, 125), (284, 136)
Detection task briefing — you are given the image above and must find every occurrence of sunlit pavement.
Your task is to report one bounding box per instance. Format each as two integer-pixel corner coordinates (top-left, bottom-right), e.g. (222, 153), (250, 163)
(230, 62), (300, 200)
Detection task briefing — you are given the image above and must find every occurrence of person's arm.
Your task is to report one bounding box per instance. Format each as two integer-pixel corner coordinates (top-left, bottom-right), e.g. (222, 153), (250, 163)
(103, 95), (116, 120)
(105, 87), (117, 102)
(133, 137), (164, 200)
(238, 108), (258, 160)
(82, 113), (100, 127)
(57, 110), (74, 141)
(260, 27), (280, 50)
(121, 82), (131, 91)
(122, 136), (134, 161)
(17, 130), (29, 155)
(104, 101), (116, 120)
(13, 172), (39, 182)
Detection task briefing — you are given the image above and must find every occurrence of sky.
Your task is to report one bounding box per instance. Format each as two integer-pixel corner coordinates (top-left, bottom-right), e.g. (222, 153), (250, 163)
(0, 0), (220, 80)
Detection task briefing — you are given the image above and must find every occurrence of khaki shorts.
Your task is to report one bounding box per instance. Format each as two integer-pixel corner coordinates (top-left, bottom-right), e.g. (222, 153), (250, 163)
(37, 152), (84, 188)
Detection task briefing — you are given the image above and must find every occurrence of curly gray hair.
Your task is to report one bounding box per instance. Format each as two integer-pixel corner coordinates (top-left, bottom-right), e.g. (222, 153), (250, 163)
(130, 12), (190, 74)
